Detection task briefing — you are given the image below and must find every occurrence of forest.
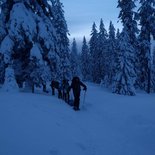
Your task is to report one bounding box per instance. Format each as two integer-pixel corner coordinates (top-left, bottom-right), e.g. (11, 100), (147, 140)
(0, 0), (155, 96)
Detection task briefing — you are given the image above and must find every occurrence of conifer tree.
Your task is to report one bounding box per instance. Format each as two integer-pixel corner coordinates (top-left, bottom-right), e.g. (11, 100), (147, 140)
(81, 36), (91, 81)
(112, 27), (136, 95)
(0, 0), (70, 90)
(116, 28), (120, 39)
(89, 22), (99, 83)
(113, 0), (137, 95)
(0, 1), (6, 42)
(105, 21), (116, 87)
(2, 65), (19, 92)
(52, 0), (71, 80)
(70, 38), (80, 77)
(111, 28), (121, 89)
(98, 19), (108, 84)
(27, 43), (52, 92)
(0, 53), (5, 84)
(118, 0), (139, 86)
(138, 0), (155, 93)
(117, 0), (138, 45)
(153, 47), (155, 67)
(152, 47), (155, 91)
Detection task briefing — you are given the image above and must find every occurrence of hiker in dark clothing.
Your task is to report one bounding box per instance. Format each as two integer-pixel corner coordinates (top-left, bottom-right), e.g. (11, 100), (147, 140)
(42, 81), (49, 93)
(62, 79), (70, 103)
(50, 80), (62, 98)
(68, 76), (87, 110)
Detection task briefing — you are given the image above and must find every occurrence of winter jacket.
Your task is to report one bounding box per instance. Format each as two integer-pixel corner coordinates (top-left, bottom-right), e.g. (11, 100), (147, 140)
(69, 77), (87, 97)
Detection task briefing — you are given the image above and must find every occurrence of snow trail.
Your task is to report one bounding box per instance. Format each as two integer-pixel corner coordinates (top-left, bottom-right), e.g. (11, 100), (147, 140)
(0, 83), (155, 155)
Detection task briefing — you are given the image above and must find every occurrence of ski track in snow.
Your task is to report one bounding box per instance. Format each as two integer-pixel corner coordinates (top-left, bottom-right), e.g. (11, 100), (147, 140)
(0, 83), (155, 155)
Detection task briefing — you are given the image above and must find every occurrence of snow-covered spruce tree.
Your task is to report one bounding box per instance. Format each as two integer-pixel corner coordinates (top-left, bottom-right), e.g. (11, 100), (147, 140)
(138, 0), (155, 93)
(104, 21), (116, 87)
(112, 27), (136, 96)
(26, 43), (51, 93)
(89, 22), (99, 83)
(28, 58), (41, 93)
(152, 47), (155, 92)
(2, 65), (19, 92)
(112, 28), (121, 88)
(80, 36), (91, 81)
(0, 0), (69, 90)
(113, 29), (121, 69)
(51, 0), (71, 80)
(30, 0), (60, 81)
(117, 0), (139, 86)
(117, 0), (139, 45)
(0, 1), (7, 42)
(153, 47), (155, 68)
(113, 0), (138, 95)
(0, 53), (5, 85)
(116, 28), (120, 39)
(98, 19), (108, 84)
(0, 0), (14, 64)
(70, 38), (80, 77)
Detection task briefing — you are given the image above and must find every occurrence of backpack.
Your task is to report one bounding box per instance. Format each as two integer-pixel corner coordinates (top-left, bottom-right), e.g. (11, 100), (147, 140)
(72, 77), (81, 94)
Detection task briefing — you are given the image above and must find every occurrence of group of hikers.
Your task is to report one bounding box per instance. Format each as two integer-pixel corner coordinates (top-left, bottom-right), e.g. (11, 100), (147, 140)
(50, 76), (87, 111)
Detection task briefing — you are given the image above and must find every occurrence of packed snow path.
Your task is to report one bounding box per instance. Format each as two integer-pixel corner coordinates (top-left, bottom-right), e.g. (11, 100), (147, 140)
(0, 83), (155, 155)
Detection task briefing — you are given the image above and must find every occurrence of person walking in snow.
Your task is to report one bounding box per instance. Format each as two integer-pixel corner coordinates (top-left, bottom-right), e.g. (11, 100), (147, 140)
(62, 79), (70, 103)
(50, 80), (62, 98)
(68, 76), (87, 111)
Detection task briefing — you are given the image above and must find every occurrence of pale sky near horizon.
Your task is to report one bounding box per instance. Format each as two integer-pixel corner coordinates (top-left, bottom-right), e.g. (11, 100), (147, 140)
(61, 0), (122, 41)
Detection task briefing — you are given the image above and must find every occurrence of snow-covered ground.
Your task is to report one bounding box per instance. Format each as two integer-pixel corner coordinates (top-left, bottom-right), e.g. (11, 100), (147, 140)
(0, 83), (155, 155)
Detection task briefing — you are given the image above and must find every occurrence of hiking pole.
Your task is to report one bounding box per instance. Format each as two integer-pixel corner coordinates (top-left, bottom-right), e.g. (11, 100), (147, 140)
(69, 90), (74, 106)
(83, 90), (86, 106)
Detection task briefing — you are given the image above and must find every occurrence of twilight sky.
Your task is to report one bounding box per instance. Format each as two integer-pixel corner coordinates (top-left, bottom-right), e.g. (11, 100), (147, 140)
(61, 0), (122, 41)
